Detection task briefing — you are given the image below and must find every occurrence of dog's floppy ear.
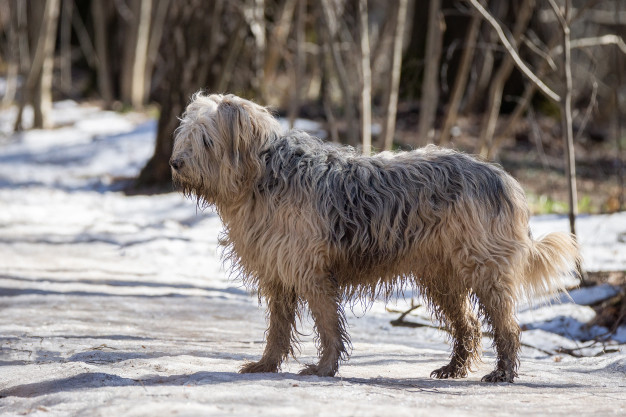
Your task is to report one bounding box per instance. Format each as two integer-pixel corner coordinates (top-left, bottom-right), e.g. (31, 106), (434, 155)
(215, 96), (253, 166)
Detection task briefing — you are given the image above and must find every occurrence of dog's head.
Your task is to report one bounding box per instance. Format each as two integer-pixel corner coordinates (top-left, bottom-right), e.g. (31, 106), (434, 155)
(171, 93), (281, 206)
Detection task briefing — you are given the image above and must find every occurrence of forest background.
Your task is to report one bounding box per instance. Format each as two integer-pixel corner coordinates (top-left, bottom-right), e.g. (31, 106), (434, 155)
(1, 0), (625, 218)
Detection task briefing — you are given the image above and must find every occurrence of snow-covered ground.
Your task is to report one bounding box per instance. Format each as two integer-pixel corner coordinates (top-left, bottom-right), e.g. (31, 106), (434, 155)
(1, 102), (625, 416)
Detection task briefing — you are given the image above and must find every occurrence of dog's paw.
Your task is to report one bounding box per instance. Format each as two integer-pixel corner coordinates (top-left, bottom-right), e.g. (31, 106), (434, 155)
(481, 369), (515, 383)
(239, 360), (279, 374)
(430, 364), (468, 379)
(298, 364), (336, 377)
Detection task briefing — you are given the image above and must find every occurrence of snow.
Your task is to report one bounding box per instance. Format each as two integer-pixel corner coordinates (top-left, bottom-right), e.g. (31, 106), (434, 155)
(1, 102), (625, 416)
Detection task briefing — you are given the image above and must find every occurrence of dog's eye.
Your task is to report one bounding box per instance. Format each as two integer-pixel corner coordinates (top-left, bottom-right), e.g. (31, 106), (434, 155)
(203, 137), (211, 148)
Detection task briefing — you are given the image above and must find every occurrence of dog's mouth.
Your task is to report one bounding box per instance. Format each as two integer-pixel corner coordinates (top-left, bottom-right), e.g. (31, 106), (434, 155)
(172, 173), (215, 208)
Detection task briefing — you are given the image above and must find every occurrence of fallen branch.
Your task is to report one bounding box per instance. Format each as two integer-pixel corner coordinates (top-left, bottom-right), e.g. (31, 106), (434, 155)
(389, 304), (619, 358)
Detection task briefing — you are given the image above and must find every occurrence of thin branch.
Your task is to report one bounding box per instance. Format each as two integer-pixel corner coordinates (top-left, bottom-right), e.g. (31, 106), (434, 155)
(521, 34), (557, 71)
(547, 0), (568, 29)
(552, 34), (626, 56)
(466, 0), (560, 102)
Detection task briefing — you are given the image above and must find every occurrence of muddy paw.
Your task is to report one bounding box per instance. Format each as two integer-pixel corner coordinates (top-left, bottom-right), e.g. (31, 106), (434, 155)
(430, 364), (468, 379)
(481, 369), (515, 383)
(298, 364), (336, 377)
(239, 360), (279, 374)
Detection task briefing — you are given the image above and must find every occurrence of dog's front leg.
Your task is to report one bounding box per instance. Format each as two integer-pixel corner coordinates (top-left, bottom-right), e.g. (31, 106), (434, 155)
(240, 284), (298, 373)
(299, 280), (349, 377)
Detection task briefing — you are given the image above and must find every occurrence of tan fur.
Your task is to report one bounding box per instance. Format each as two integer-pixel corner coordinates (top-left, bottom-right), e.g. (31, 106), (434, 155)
(170, 93), (581, 382)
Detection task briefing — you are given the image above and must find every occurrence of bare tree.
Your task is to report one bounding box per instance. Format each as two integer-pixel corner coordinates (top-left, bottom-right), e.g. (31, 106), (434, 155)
(59, 0), (73, 94)
(91, 1), (114, 108)
(130, 0), (153, 108)
(380, 0), (408, 151)
(1, 0), (19, 108)
(476, 0), (535, 158)
(246, 0), (266, 100)
(417, 0), (443, 145)
(136, 0), (236, 187)
(549, 0), (578, 237)
(319, 0), (358, 146)
(265, 0), (298, 95)
(288, 0), (306, 129)
(439, 10), (481, 146)
(120, 0), (140, 106)
(14, 0), (61, 130)
(144, 0), (170, 101)
(358, 0), (372, 154)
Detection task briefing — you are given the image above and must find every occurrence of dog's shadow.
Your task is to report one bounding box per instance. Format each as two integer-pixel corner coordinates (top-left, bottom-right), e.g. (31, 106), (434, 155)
(0, 370), (583, 399)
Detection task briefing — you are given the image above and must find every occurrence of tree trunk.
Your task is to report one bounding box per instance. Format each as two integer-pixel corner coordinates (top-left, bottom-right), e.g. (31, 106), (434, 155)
(380, 0), (408, 151)
(34, 0), (60, 128)
(557, 0), (577, 237)
(14, 0), (60, 131)
(439, 11), (480, 146)
(264, 0), (298, 90)
(319, 0), (358, 146)
(144, 0), (170, 100)
(91, 1), (114, 108)
(483, 9), (563, 157)
(465, 1), (507, 113)
(250, 0), (266, 100)
(120, 0), (140, 106)
(288, 0), (305, 129)
(59, 0), (73, 95)
(130, 0), (153, 108)
(476, 0), (534, 158)
(358, 0), (372, 155)
(417, 0), (443, 146)
(135, 0), (220, 189)
(2, 0), (20, 108)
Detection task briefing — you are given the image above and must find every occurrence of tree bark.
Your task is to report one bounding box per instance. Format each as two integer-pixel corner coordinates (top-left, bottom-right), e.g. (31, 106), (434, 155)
(380, 0), (408, 151)
(120, 0), (140, 106)
(417, 0), (443, 146)
(91, 1), (114, 108)
(249, 0), (266, 100)
(439, 11), (480, 146)
(14, 0), (60, 131)
(264, 0), (298, 90)
(476, 0), (535, 158)
(135, 0), (221, 189)
(59, 0), (73, 95)
(288, 0), (306, 129)
(144, 0), (171, 100)
(2, 0), (20, 108)
(358, 0), (372, 155)
(319, 0), (358, 146)
(130, 0), (153, 108)
(554, 0), (578, 236)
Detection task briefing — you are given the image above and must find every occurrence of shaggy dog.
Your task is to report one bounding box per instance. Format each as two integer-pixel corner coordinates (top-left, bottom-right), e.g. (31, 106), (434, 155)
(170, 93), (580, 383)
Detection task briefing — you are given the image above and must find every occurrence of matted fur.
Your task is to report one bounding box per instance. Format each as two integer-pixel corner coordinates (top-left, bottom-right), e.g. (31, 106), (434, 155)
(171, 93), (580, 382)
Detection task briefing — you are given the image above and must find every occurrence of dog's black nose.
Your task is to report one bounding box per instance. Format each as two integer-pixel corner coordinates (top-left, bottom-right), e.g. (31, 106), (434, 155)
(169, 158), (184, 171)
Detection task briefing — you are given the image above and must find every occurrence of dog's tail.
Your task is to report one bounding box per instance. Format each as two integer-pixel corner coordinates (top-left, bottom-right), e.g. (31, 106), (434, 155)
(521, 232), (581, 302)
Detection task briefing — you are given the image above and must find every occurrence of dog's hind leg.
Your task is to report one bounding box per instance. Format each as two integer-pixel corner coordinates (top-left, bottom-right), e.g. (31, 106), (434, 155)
(429, 292), (482, 379)
(240, 284), (298, 373)
(298, 278), (348, 377)
(473, 272), (521, 383)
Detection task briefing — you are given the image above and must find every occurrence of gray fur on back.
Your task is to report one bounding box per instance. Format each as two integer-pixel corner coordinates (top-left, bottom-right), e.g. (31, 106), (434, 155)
(258, 132), (515, 265)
